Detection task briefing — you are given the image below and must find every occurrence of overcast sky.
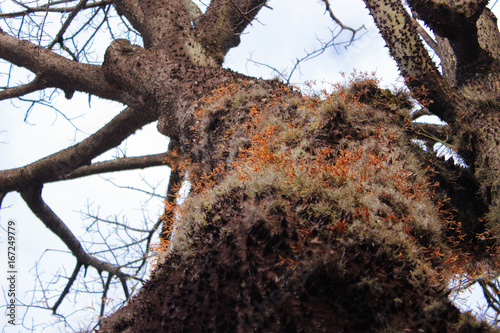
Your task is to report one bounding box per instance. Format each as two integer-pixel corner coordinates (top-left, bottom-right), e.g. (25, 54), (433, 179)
(0, 0), (499, 331)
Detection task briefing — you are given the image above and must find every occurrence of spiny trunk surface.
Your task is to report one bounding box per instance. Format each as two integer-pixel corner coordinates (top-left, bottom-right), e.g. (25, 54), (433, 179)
(99, 77), (494, 332)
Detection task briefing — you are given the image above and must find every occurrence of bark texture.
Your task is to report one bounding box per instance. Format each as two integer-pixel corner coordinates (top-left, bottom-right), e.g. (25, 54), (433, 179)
(99, 78), (495, 332)
(1, 0), (500, 330)
(97, 0), (500, 331)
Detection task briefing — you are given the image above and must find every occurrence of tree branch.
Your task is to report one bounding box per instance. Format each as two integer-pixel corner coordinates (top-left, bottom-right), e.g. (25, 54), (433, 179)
(0, 76), (49, 101)
(100, 273), (114, 318)
(196, 0), (268, 64)
(0, 107), (157, 193)
(320, 0), (364, 43)
(362, 0), (469, 123)
(412, 122), (452, 148)
(136, 0), (193, 49)
(20, 186), (137, 281)
(47, 0), (90, 50)
(0, 192), (6, 210)
(409, 10), (438, 54)
(407, 0), (493, 82)
(0, 0), (112, 18)
(407, 0), (488, 38)
(51, 262), (82, 313)
(0, 30), (141, 106)
(55, 152), (167, 181)
(112, 0), (146, 37)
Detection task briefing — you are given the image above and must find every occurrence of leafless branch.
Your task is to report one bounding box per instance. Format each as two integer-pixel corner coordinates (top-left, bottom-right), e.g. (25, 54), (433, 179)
(0, 76), (49, 100)
(47, 0), (91, 51)
(0, 106), (157, 193)
(411, 107), (433, 120)
(412, 122), (453, 149)
(0, 0), (112, 18)
(363, 0), (469, 123)
(478, 278), (500, 315)
(196, 0), (268, 62)
(19, 185), (144, 318)
(112, 0), (146, 37)
(100, 177), (165, 199)
(0, 29), (140, 106)
(56, 152), (167, 181)
(100, 273), (113, 318)
(409, 9), (439, 53)
(20, 186), (138, 279)
(0, 192), (6, 210)
(51, 262), (83, 313)
(320, 0), (365, 43)
(247, 25), (366, 84)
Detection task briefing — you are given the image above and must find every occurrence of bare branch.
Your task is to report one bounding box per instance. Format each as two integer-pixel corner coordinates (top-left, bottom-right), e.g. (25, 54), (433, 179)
(478, 278), (500, 315)
(47, 0), (90, 50)
(412, 122), (453, 149)
(20, 186), (138, 282)
(0, 30), (140, 106)
(101, 178), (165, 198)
(0, 107), (157, 193)
(196, 0), (268, 63)
(135, 217), (163, 275)
(112, 0), (146, 37)
(409, 10), (439, 54)
(0, 192), (6, 209)
(411, 107), (432, 120)
(320, 0), (364, 43)
(247, 26), (367, 84)
(51, 262), (83, 313)
(179, 0), (203, 26)
(100, 273), (113, 318)
(132, 0), (193, 49)
(406, 0), (493, 82)
(0, 0), (112, 18)
(0, 76), (49, 101)
(56, 152), (167, 181)
(362, 0), (468, 123)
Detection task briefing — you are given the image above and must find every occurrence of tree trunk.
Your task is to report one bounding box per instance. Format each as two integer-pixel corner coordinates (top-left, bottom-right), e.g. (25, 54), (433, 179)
(98, 77), (494, 332)
(2, 0), (500, 330)
(96, 1), (500, 332)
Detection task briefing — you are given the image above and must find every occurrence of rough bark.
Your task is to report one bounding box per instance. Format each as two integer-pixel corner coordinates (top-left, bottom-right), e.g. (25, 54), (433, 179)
(363, 0), (500, 240)
(2, 0), (500, 330)
(99, 77), (495, 332)
(362, 0), (469, 123)
(98, 0), (500, 330)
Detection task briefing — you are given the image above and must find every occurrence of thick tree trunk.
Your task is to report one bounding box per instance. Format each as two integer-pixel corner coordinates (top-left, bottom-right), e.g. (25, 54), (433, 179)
(99, 77), (494, 332)
(5, 0), (500, 330)
(97, 2), (500, 331)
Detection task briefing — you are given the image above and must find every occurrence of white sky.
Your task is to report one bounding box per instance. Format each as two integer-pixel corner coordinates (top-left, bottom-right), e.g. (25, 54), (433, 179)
(0, 0), (499, 331)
